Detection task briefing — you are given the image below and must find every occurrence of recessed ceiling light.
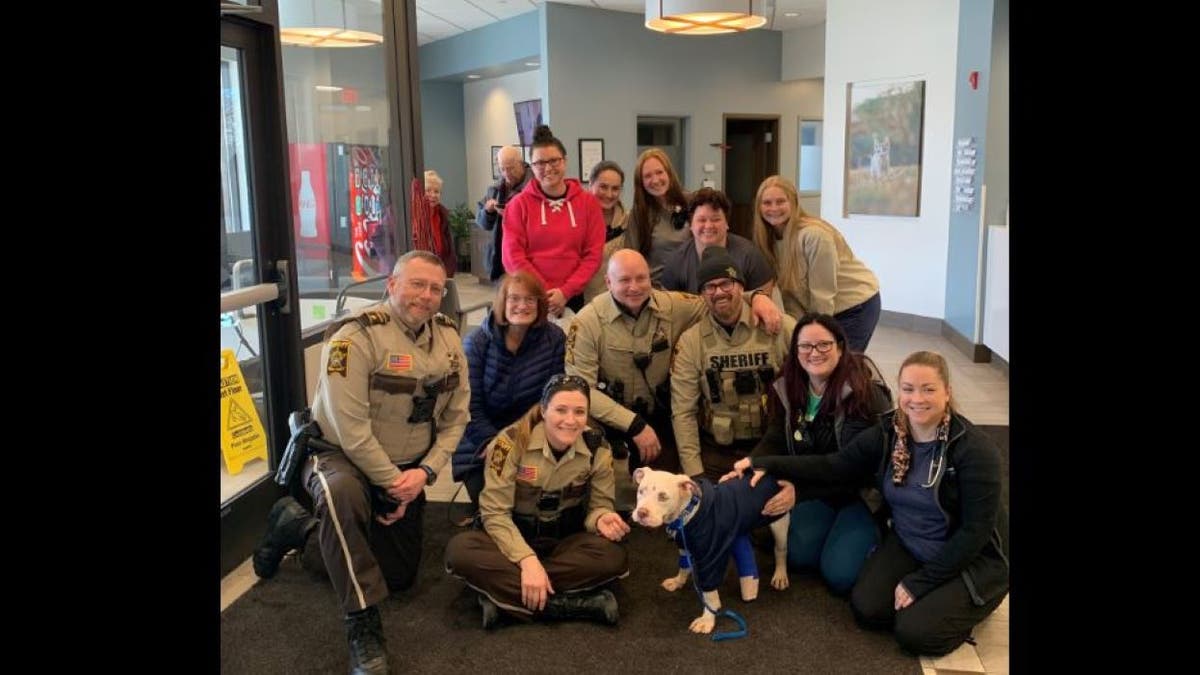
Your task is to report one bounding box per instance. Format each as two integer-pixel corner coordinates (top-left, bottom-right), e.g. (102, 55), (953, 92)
(784, 12), (799, 18)
(467, 74), (481, 79)
(525, 62), (539, 67)
(314, 85), (343, 92)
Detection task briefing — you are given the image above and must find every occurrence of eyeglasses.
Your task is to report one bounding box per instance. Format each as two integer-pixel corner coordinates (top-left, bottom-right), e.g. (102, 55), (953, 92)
(403, 278), (447, 297)
(505, 294), (538, 305)
(701, 278), (737, 295)
(531, 156), (564, 170)
(796, 340), (836, 354)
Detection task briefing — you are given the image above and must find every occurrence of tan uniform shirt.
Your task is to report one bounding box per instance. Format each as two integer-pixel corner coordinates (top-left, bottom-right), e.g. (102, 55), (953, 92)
(670, 302), (796, 477)
(311, 301), (470, 488)
(480, 423), (617, 564)
(565, 289), (707, 432)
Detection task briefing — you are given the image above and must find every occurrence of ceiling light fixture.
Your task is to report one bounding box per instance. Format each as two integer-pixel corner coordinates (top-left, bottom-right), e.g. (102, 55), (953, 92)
(466, 74), (481, 79)
(525, 62), (540, 67)
(314, 85), (344, 92)
(784, 12), (798, 18)
(645, 0), (767, 35)
(279, 0), (383, 48)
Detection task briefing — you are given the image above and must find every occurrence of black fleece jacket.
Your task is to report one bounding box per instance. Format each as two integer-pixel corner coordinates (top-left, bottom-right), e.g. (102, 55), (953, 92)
(752, 411), (1009, 606)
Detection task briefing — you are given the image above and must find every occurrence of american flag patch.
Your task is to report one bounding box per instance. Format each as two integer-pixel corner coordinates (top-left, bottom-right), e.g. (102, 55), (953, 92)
(388, 354), (413, 371)
(516, 465), (538, 482)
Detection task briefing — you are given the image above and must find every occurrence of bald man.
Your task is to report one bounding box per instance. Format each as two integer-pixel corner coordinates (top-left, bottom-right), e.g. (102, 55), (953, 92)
(476, 145), (532, 281)
(565, 250), (782, 480)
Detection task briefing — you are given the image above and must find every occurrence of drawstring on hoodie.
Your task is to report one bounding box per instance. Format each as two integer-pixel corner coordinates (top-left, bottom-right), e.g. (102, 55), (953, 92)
(540, 198), (577, 228)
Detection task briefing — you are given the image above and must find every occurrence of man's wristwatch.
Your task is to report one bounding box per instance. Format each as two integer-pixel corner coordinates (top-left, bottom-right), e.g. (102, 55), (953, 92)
(419, 464), (437, 486)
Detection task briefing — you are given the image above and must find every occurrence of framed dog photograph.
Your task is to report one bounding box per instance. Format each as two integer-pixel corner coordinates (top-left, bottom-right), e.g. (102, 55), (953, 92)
(843, 79), (925, 217)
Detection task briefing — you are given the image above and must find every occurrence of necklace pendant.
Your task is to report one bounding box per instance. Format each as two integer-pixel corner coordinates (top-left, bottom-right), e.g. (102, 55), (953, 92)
(793, 429), (803, 442)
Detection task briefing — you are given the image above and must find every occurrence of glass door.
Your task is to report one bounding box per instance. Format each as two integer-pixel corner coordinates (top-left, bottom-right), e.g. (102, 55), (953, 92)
(220, 14), (308, 578)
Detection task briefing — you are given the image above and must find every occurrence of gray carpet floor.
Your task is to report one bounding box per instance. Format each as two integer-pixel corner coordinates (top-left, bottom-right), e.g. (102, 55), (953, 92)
(220, 426), (1008, 674)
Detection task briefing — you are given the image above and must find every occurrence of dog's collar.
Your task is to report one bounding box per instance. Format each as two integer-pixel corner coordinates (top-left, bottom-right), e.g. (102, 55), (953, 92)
(666, 494), (701, 534)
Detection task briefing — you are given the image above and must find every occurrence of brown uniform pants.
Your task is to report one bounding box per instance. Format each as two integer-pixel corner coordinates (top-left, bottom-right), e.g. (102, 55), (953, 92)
(698, 435), (759, 482)
(444, 529), (628, 617)
(610, 409), (682, 475)
(300, 450), (425, 614)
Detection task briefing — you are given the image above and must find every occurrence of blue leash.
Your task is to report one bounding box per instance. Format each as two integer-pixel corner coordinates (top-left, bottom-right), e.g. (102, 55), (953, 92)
(669, 500), (749, 642)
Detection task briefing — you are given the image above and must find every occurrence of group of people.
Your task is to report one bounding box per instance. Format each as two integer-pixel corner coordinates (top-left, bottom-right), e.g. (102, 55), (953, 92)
(249, 132), (1008, 674)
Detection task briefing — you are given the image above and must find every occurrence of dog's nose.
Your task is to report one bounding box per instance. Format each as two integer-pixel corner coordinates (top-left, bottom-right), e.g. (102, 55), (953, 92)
(635, 507), (648, 520)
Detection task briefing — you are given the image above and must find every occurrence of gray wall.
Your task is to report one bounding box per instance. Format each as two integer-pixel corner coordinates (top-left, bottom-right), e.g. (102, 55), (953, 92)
(542, 3), (822, 206)
(420, 81), (468, 209)
(418, 11), (540, 81)
(781, 23), (825, 81)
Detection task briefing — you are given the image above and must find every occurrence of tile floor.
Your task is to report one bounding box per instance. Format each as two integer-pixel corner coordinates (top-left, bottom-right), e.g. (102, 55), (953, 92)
(222, 274), (1011, 673)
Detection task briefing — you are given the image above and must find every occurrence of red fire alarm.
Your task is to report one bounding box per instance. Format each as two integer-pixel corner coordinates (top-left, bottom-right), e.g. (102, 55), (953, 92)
(968, 71), (980, 90)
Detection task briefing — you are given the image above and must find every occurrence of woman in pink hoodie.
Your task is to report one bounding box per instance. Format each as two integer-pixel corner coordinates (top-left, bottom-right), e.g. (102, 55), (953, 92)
(502, 125), (605, 317)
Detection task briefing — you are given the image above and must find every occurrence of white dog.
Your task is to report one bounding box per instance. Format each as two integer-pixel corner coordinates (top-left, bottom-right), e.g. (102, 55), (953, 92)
(632, 467), (790, 634)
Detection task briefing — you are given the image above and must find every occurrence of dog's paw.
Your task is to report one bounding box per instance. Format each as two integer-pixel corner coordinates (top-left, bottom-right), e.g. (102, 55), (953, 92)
(661, 576), (685, 592)
(689, 615), (716, 634)
(771, 569), (789, 591)
(739, 576), (759, 602)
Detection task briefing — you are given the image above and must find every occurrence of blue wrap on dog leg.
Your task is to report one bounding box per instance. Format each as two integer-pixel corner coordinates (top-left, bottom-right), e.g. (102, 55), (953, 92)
(732, 534), (758, 579)
(678, 548), (691, 570)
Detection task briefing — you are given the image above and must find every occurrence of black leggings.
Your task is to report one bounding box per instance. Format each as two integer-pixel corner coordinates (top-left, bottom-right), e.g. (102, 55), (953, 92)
(849, 530), (1005, 656)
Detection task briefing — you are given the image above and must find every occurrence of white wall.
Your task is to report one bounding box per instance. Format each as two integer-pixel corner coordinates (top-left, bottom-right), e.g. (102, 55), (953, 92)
(781, 23), (826, 81)
(463, 69), (543, 209)
(823, 0), (961, 319)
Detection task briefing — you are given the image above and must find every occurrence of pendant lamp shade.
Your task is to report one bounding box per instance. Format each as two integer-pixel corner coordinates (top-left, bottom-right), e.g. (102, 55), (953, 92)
(279, 0), (384, 48)
(645, 0), (767, 35)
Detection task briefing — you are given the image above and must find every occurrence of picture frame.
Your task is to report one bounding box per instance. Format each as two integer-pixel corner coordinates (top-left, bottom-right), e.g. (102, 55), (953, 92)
(490, 145), (502, 180)
(578, 138), (604, 183)
(843, 79), (925, 217)
(522, 145), (532, 165)
(513, 99), (543, 147)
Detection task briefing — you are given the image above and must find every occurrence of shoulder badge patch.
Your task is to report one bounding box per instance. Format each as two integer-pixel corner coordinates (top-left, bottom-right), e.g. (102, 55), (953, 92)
(490, 433), (515, 477)
(565, 321), (579, 365)
(327, 339), (351, 377)
(434, 312), (459, 332)
(356, 309), (391, 329)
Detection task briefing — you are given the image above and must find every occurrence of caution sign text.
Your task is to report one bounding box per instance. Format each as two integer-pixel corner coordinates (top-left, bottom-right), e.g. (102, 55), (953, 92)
(220, 349), (269, 475)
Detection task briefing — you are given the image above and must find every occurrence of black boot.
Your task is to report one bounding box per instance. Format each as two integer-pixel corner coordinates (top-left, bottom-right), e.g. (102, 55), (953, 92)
(540, 589), (619, 625)
(252, 497), (318, 579)
(478, 594), (500, 630)
(345, 606), (389, 675)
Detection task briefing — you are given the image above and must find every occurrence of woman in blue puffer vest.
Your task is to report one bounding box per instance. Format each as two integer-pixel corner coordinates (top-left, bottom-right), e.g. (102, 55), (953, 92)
(452, 270), (565, 520)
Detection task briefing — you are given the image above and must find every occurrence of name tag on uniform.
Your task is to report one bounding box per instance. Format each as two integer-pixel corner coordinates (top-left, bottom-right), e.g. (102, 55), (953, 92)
(517, 465), (538, 482)
(388, 354), (413, 372)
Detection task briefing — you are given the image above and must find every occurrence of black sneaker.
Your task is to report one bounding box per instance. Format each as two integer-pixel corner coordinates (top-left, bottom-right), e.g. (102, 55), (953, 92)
(345, 606), (389, 675)
(252, 497), (317, 579)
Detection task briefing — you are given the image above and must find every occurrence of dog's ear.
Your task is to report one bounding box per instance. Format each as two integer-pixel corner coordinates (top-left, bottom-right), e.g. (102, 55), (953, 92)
(633, 467), (648, 485)
(679, 478), (700, 497)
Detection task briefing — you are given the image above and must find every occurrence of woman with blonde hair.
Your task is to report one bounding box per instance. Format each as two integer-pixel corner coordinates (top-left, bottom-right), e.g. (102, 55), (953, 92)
(625, 148), (690, 276)
(752, 176), (881, 352)
(730, 350), (1008, 656)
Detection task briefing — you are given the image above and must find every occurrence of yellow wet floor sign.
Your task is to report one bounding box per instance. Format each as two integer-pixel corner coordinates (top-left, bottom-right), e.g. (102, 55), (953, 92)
(220, 349), (269, 474)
